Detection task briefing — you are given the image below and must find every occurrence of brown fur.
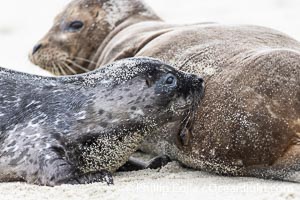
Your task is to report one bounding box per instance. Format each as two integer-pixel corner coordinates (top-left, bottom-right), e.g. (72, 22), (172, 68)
(30, 0), (300, 182)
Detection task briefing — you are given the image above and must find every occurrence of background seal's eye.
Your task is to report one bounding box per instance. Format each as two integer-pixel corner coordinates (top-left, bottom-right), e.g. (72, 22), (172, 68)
(67, 21), (84, 32)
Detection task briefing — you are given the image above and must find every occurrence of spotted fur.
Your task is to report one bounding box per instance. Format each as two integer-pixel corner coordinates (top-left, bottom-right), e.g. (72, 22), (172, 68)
(0, 57), (204, 186)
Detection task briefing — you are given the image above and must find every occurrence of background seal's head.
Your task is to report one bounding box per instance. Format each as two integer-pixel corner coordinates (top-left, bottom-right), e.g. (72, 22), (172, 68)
(29, 0), (159, 75)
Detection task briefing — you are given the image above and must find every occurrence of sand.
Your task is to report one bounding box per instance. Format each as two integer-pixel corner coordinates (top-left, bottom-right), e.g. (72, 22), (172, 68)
(0, 0), (300, 199)
(0, 161), (299, 200)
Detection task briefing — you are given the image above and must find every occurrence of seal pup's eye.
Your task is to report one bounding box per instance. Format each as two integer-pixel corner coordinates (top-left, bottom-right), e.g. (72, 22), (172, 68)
(67, 21), (84, 32)
(166, 76), (174, 84)
(164, 74), (177, 86)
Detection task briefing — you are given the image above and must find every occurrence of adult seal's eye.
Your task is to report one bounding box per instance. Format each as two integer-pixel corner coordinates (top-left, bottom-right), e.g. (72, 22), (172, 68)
(67, 21), (84, 32)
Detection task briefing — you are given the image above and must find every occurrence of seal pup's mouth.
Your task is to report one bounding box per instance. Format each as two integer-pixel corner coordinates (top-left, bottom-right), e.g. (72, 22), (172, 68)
(177, 79), (205, 148)
(176, 107), (198, 148)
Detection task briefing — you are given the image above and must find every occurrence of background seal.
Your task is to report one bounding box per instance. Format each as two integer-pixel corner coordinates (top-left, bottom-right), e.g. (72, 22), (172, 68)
(30, 0), (300, 182)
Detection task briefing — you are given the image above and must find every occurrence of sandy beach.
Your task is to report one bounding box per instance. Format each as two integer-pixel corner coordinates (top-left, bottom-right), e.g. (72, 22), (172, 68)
(1, 162), (299, 200)
(0, 0), (300, 199)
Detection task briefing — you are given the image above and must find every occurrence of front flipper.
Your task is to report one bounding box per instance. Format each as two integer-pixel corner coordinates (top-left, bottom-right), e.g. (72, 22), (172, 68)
(25, 146), (113, 186)
(146, 155), (171, 169)
(60, 170), (113, 185)
(119, 155), (171, 171)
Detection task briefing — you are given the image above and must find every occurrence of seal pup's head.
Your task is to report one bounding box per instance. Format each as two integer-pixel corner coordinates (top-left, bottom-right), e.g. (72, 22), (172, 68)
(84, 57), (205, 134)
(29, 0), (160, 75)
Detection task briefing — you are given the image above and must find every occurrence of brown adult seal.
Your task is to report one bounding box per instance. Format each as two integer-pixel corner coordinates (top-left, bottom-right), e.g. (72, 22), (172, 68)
(30, 0), (300, 182)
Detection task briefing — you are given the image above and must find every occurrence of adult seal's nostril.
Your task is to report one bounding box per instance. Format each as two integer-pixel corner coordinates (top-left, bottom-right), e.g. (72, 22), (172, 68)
(32, 44), (42, 55)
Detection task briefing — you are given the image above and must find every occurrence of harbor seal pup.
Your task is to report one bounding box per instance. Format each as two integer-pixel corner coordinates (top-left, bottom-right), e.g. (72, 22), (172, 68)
(0, 57), (204, 186)
(30, 0), (300, 182)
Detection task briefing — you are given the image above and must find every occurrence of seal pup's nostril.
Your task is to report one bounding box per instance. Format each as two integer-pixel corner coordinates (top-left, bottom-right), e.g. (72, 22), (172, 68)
(191, 76), (205, 88)
(197, 77), (204, 85)
(32, 44), (42, 55)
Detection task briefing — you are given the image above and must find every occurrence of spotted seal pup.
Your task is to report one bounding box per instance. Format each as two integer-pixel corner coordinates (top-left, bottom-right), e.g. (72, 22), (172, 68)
(30, 0), (300, 182)
(0, 57), (204, 186)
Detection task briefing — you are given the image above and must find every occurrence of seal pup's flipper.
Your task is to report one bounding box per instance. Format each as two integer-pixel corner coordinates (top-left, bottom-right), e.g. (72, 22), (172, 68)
(61, 171), (113, 185)
(118, 155), (171, 171)
(23, 145), (113, 186)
